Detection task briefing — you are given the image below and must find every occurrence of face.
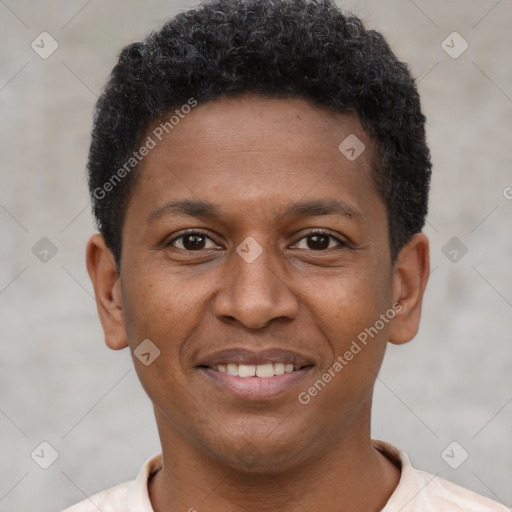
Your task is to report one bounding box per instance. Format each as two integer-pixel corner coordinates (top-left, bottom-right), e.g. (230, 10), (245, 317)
(87, 95), (429, 472)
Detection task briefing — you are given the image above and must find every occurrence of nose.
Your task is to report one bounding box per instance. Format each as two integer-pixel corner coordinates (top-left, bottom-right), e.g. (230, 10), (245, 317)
(213, 246), (299, 330)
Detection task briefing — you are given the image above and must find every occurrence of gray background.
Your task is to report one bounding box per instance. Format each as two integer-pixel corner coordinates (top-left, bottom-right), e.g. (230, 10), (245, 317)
(1, 1), (511, 511)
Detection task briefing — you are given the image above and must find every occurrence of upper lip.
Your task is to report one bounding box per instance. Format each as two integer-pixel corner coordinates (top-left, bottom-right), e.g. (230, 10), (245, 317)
(198, 348), (314, 368)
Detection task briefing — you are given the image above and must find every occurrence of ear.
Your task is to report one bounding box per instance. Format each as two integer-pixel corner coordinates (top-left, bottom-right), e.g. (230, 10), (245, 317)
(388, 233), (430, 345)
(86, 234), (128, 350)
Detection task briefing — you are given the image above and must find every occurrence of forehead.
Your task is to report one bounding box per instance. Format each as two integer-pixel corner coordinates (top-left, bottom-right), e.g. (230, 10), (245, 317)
(125, 95), (383, 228)
(148, 95), (373, 168)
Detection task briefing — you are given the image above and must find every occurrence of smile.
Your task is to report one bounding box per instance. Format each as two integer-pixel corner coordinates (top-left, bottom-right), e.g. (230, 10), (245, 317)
(208, 362), (306, 377)
(197, 348), (314, 399)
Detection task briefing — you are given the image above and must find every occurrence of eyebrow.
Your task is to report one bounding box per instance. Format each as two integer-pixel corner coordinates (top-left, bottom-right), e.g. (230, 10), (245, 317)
(147, 198), (361, 224)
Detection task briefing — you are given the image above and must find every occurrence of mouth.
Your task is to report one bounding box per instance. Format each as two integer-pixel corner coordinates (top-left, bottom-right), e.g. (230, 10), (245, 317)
(197, 348), (314, 400)
(204, 362), (309, 377)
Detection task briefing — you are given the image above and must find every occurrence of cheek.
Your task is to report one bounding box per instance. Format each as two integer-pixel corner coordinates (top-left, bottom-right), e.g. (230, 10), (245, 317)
(308, 265), (392, 351)
(120, 266), (211, 424)
(300, 277), (392, 426)
(121, 263), (211, 345)
(119, 263), (224, 410)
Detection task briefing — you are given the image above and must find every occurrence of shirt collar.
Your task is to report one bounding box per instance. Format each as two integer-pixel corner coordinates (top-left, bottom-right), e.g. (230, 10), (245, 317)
(128, 441), (425, 511)
(373, 440), (433, 511)
(128, 452), (162, 512)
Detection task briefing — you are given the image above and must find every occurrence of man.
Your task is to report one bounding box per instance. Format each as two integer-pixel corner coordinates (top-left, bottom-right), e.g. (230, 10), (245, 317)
(64, 0), (507, 510)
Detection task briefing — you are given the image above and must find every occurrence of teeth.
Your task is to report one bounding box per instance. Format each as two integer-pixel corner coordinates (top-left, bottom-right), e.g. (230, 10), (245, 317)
(238, 364), (256, 377)
(212, 362), (303, 377)
(226, 363), (238, 376)
(256, 363), (274, 377)
(274, 363), (285, 375)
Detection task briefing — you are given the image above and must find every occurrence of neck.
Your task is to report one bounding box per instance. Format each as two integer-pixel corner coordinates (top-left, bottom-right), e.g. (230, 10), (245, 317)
(149, 413), (400, 512)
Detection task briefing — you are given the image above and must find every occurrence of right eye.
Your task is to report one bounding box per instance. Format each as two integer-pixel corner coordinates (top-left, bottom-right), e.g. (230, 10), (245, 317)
(166, 231), (221, 251)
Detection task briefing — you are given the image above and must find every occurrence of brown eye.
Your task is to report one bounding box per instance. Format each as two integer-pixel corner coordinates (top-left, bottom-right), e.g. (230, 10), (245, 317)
(293, 231), (346, 251)
(168, 232), (218, 251)
(306, 234), (331, 250)
(182, 234), (207, 250)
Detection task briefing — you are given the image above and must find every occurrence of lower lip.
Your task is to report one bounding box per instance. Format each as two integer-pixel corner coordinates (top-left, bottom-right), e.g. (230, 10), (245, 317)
(199, 367), (313, 400)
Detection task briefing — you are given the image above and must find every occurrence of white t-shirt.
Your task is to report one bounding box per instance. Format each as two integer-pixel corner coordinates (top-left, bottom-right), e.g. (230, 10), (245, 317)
(62, 441), (508, 511)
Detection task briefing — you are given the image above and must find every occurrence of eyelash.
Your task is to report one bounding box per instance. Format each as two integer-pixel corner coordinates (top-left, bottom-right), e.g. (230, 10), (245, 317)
(166, 229), (347, 251)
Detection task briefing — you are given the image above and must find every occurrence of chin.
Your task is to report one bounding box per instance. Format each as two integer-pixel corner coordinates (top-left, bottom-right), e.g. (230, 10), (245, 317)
(206, 427), (316, 475)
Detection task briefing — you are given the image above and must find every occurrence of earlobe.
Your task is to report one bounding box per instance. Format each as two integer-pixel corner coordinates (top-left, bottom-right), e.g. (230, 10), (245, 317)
(388, 233), (430, 346)
(86, 234), (128, 350)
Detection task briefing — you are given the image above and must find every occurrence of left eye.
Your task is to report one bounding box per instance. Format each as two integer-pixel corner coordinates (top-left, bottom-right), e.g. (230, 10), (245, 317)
(293, 232), (345, 251)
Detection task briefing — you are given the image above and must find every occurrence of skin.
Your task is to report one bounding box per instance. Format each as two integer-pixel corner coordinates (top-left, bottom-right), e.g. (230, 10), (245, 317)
(86, 95), (429, 512)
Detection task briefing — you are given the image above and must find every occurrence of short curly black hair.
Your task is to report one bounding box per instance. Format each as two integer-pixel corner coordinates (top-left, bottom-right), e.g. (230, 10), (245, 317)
(88, 0), (431, 268)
